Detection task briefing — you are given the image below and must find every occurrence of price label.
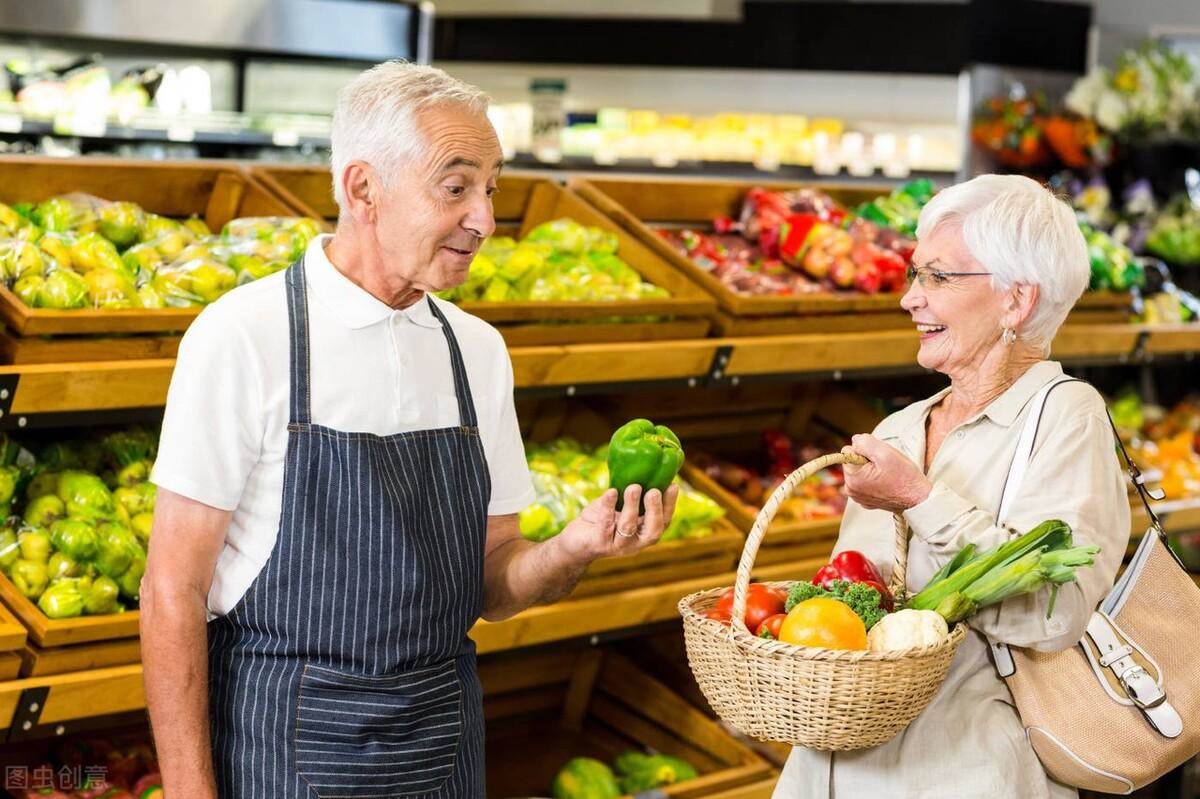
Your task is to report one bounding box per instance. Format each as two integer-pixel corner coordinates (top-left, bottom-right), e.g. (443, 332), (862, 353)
(0, 114), (21, 134)
(167, 125), (195, 142)
(272, 129), (300, 146)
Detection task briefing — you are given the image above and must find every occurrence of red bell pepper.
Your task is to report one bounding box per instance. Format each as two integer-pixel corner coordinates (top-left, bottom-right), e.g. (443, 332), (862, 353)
(812, 550), (894, 610)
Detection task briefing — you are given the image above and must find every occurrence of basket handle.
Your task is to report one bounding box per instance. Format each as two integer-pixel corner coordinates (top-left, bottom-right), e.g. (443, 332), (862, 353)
(730, 451), (910, 635)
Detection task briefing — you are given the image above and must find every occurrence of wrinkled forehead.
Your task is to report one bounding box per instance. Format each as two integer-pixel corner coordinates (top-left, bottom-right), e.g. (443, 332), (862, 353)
(416, 106), (503, 176)
(913, 220), (981, 270)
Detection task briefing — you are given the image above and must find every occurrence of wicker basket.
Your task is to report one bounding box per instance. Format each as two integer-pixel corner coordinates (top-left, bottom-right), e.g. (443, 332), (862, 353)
(679, 451), (968, 751)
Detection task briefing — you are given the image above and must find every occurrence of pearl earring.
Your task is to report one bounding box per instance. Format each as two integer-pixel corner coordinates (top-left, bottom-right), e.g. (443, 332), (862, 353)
(1002, 327), (1017, 345)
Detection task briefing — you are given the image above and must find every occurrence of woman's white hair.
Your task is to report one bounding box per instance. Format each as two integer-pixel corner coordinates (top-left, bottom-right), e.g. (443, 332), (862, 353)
(329, 61), (490, 209)
(916, 174), (1088, 351)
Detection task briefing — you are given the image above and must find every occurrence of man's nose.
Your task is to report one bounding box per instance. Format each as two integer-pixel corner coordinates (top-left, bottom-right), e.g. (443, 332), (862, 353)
(463, 191), (496, 239)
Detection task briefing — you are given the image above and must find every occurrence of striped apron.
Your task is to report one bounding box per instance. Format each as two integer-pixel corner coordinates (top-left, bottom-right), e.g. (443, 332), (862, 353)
(206, 258), (491, 798)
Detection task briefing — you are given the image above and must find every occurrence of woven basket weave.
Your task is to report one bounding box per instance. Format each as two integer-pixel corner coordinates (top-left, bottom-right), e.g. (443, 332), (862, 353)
(679, 451), (967, 751)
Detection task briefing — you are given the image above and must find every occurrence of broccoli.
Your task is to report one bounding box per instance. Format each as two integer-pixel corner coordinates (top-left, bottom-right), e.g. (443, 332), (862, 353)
(786, 579), (888, 630)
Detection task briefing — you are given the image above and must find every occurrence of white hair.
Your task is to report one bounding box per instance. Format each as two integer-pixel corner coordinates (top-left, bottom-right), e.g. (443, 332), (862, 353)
(329, 61), (490, 209)
(915, 174), (1089, 352)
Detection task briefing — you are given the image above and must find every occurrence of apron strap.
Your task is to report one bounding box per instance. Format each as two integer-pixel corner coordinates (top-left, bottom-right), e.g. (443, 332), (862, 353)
(425, 297), (480, 429)
(285, 257), (314, 426)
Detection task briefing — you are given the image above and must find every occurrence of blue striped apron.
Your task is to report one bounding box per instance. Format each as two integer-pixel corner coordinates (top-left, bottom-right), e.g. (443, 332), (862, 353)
(206, 257), (491, 798)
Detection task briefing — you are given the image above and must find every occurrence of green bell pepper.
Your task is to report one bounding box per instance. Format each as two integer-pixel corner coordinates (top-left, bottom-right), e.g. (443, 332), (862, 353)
(94, 521), (144, 580)
(47, 551), (81, 581)
(84, 575), (121, 615)
(0, 527), (17, 570)
(606, 419), (684, 512)
(24, 494), (65, 527)
(11, 558), (48, 599)
(38, 578), (85, 619)
(117, 557), (146, 600)
(49, 518), (99, 561)
(17, 528), (52, 562)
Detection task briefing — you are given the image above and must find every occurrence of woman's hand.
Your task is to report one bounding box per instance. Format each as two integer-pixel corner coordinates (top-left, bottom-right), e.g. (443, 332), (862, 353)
(842, 434), (933, 513)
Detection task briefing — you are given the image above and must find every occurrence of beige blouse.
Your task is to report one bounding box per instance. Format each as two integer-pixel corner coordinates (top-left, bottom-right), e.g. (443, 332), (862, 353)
(774, 360), (1131, 799)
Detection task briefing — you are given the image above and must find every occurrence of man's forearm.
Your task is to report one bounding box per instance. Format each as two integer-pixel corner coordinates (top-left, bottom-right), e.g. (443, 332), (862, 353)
(141, 582), (219, 798)
(482, 534), (591, 621)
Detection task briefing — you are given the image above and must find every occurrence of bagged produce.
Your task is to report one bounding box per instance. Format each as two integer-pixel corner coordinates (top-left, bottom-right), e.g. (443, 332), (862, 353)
(439, 218), (668, 304)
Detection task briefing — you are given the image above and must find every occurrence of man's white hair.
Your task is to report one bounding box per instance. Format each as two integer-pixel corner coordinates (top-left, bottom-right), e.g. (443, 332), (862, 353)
(916, 174), (1088, 351)
(329, 61), (490, 209)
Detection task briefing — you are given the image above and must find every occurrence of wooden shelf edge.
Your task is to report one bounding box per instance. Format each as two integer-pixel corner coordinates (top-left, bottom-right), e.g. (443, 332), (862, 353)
(0, 662), (144, 727)
(470, 556), (827, 654)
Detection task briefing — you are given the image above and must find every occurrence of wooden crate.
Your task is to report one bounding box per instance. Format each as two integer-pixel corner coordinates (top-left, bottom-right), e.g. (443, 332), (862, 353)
(0, 573), (138, 648)
(519, 400), (744, 598)
(0, 328), (181, 364)
(252, 165), (717, 345)
(0, 156), (310, 340)
(572, 175), (904, 334)
(573, 176), (1135, 334)
(19, 636), (141, 677)
(681, 462), (841, 567)
(481, 649), (771, 798)
(0, 601), (27, 681)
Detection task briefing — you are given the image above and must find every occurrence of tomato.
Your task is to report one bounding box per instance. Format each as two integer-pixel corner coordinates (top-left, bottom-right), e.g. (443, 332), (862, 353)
(755, 613), (787, 639)
(704, 607), (732, 624)
(712, 583), (787, 631)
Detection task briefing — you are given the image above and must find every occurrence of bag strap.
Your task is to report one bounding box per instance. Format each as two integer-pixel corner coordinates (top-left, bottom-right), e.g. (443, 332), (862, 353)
(991, 376), (1171, 678)
(990, 377), (1075, 677)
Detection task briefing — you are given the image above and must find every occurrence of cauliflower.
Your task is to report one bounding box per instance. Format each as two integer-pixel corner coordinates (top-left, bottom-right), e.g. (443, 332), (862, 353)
(866, 608), (948, 653)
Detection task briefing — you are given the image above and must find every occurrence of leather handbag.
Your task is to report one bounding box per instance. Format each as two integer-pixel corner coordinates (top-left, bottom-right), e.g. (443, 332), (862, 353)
(988, 378), (1200, 794)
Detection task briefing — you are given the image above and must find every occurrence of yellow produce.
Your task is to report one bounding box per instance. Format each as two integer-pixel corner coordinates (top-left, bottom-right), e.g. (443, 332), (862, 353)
(778, 597), (867, 650)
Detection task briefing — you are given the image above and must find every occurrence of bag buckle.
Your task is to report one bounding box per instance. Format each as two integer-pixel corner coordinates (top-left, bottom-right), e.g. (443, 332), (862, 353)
(1118, 665), (1166, 709)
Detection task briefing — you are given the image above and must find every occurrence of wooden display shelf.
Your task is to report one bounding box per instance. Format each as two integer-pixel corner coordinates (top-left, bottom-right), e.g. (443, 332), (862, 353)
(482, 649), (771, 798)
(0, 156), (305, 338)
(0, 573), (138, 648)
(0, 663), (144, 734)
(470, 557), (827, 654)
(0, 325), (1194, 422)
(509, 338), (720, 389)
(572, 518), (745, 599)
(252, 165), (717, 344)
(0, 359), (174, 421)
(19, 637), (141, 678)
(573, 175), (912, 334)
(681, 463), (841, 566)
(0, 328), (181, 365)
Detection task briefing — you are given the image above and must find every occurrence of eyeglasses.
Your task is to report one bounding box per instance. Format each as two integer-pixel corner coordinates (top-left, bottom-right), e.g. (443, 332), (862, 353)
(906, 264), (992, 289)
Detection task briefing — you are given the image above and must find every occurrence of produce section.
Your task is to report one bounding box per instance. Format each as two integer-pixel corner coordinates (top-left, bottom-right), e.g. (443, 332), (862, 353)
(0, 157), (1191, 797)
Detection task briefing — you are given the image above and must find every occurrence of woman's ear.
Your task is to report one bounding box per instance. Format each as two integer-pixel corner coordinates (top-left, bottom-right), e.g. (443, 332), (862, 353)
(1002, 282), (1040, 332)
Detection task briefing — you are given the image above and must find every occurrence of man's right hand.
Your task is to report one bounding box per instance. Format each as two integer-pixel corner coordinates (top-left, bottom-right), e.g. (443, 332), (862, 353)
(141, 488), (230, 799)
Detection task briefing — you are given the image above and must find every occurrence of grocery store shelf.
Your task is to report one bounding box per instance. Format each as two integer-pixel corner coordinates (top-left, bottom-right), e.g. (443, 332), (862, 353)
(0, 360), (172, 429)
(1131, 496), (1200, 539)
(0, 663), (144, 739)
(0, 324), (1195, 421)
(470, 557), (827, 654)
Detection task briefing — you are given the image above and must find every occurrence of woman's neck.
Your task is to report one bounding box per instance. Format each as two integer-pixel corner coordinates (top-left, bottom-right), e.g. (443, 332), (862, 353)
(942, 343), (1044, 422)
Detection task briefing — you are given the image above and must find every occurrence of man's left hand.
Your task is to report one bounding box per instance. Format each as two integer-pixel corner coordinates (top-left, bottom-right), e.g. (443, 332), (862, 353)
(557, 484), (680, 563)
(842, 434), (932, 513)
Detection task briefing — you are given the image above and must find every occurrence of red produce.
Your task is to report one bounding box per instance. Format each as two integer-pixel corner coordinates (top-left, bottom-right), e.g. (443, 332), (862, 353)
(813, 551), (895, 610)
(853, 260), (882, 294)
(829, 257), (857, 289)
(755, 613), (787, 639)
(712, 583), (788, 631)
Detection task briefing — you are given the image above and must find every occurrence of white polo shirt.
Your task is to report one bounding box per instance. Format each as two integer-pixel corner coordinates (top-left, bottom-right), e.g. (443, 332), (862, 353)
(152, 235), (535, 618)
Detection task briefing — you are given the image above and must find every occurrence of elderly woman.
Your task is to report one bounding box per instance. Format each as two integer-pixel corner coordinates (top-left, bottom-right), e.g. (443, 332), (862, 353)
(774, 174), (1129, 799)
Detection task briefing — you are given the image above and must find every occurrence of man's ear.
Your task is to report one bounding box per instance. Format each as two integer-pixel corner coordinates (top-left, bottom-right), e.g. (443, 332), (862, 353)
(1002, 281), (1040, 331)
(339, 161), (379, 225)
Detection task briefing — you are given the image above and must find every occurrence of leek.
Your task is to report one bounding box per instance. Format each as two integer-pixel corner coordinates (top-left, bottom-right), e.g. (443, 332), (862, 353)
(908, 520), (1072, 612)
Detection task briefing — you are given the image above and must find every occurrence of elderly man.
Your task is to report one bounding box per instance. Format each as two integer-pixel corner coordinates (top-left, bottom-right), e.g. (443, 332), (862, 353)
(141, 62), (677, 799)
